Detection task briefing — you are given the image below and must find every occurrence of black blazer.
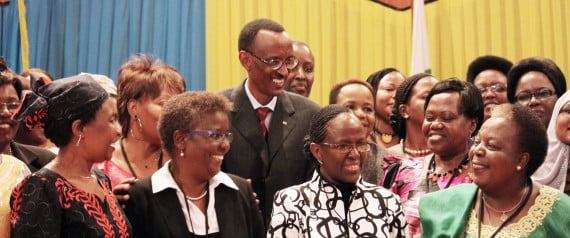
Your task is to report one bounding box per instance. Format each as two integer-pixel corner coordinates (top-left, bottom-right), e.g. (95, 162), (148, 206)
(219, 81), (320, 221)
(11, 141), (55, 172)
(124, 173), (264, 238)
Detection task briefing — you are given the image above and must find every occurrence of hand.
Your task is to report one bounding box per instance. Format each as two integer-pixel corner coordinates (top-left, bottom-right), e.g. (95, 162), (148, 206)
(113, 177), (136, 209)
(246, 178), (260, 205)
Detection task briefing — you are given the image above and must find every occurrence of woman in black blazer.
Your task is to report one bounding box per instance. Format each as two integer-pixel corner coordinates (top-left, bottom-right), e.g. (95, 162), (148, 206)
(124, 91), (264, 238)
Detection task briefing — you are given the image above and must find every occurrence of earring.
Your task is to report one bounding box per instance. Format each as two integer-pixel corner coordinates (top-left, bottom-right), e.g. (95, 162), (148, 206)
(135, 115), (143, 129)
(180, 150), (185, 158)
(516, 165), (522, 171)
(317, 160), (323, 165)
(403, 115), (409, 119)
(75, 134), (83, 147)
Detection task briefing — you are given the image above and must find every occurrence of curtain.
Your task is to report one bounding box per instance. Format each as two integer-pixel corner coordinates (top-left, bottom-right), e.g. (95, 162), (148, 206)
(0, 1), (24, 73)
(206, 0), (570, 106)
(1, 0), (206, 90)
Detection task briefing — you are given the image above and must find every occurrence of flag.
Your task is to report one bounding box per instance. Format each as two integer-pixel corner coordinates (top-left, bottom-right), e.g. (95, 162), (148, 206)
(410, 0), (431, 75)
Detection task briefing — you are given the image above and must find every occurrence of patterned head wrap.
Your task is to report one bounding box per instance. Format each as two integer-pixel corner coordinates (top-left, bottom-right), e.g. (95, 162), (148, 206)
(12, 74), (108, 130)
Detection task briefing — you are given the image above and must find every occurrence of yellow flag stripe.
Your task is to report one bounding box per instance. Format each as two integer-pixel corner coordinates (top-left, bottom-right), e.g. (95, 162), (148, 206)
(18, 0), (29, 71)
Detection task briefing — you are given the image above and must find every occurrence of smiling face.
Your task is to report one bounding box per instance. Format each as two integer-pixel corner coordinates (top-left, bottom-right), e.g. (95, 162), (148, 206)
(184, 111), (231, 181)
(375, 72), (405, 122)
(422, 92), (476, 158)
(470, 117), (524, 190)
(285, 42), (314, 97)
(82, 99), (121, 162)
(242, 29), (294, 104)
(514, 71), (557, 126)
(336, 84), (375, 136)
(556, 102), (570, 145)
(311, 113), (367, 184)
(473, 69), (509, 120)
(0, 84), (20, 146)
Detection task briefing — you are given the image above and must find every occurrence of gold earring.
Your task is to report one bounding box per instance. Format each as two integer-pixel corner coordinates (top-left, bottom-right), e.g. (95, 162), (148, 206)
(75, 134), (83, 147)
(317, 160), (323, 165)
(135, 116), (143, 129)
(516, 165), (522, 171)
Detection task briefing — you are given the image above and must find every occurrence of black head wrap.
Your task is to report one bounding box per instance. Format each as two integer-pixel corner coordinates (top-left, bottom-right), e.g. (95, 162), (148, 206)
(12, 74), (108, 130)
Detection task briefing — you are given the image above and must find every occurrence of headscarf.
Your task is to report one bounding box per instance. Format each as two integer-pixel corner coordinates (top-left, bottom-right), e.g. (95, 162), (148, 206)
(532, 91), (570, 191)
(12, 74), (108, 130)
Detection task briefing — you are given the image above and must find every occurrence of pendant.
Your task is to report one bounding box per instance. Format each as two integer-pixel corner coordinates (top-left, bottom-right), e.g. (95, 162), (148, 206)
(500, 213), (508, 222)
(381, 133), (393, 143)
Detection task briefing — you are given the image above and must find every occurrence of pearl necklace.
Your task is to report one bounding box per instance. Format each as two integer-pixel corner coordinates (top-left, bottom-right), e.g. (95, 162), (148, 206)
(185, 190), (208, 201)
(403, 147), (432, 157)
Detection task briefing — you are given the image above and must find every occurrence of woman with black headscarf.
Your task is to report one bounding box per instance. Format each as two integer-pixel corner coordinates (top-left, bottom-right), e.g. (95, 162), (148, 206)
(10, 74), (130, 237)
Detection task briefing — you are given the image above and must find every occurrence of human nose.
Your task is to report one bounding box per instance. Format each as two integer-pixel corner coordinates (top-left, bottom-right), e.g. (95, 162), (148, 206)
(0, 104), (12, 116)
(527, 94), (542, 106)
(276, 63), (289, 77)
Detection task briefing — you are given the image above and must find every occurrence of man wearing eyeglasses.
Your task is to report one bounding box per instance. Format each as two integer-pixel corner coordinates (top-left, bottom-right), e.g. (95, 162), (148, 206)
(466, 55), (513, 121)
(0, 61), (55, 172)
(507, 56), (567, 127)
(219, 18), (321, 223)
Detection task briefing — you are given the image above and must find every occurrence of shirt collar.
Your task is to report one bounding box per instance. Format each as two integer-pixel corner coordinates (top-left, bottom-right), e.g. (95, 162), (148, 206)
(152, 160), (239, 194)
(245, 78), (277, 111)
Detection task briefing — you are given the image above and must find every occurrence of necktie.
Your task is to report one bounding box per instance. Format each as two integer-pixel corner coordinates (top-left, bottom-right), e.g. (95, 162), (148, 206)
(256, 107), (271, 137)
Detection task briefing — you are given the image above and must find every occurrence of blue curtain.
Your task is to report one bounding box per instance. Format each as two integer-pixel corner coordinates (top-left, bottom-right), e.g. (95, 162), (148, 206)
(0, 1), (24, 73)
(0, 0), (206, 90)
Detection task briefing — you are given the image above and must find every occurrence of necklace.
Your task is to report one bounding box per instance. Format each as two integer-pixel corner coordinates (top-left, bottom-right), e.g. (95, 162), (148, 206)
(478, 180), (533, 238)
(120, 138), (163, 178)
(374, 128), (394, 144)
(169, 165), (209, 236)
(482, 185), (529, 222)
(186, 190), (208, 201)
(403, 146), (432, 157)
(426, 155), (470, 181)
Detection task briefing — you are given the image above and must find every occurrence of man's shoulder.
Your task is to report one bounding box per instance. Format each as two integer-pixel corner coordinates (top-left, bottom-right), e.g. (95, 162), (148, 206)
(280, 91), (321, 112)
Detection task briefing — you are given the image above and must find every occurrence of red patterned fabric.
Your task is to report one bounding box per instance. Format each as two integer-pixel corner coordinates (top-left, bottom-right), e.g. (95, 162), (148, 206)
(10, 168), (131, 237)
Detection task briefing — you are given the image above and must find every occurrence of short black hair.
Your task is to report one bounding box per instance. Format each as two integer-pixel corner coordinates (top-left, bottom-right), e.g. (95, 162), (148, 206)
(238, 18), (285, 52)
(466, 55), (512, 84)
(490, 104), (547, 178)
(425, 78), (484, 136)
(303, 105), (352, 166)
(366, 68), (401, 100)
(507, 56), (567, 103)
(390, 73), (433, 139)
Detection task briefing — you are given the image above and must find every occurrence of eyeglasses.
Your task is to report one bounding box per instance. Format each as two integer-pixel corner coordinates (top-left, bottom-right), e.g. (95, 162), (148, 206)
(478, 84), (506, 94)
(319, 142), (371, 153)
(242, 50), (299, 70)
(187, 130), (234, 142)
(0, 102), (20, 111)
(515, 89), (555, 103)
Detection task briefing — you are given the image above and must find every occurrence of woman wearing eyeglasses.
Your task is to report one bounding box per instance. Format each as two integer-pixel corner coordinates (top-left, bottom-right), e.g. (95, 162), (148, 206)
(507, 56), (567, 127)
(466, 55), (512, 121)
(268, 105), (407, 237)
(124, 91), (264, 238)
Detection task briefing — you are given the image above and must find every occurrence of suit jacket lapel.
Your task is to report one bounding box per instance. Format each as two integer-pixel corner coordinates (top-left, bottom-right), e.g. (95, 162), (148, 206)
(155, 189), (192, 237)
(229, 83), (270, 169)
(215, 185), (239, 237)
(267, 92), (296, 161)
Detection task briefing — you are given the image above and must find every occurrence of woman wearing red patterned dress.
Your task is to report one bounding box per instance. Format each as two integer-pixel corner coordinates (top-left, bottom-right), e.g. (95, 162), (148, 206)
(10, 74), (131, 237)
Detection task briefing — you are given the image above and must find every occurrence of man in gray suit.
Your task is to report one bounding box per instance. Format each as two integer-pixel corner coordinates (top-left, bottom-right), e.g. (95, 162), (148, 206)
(220, 18), (320, 223)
